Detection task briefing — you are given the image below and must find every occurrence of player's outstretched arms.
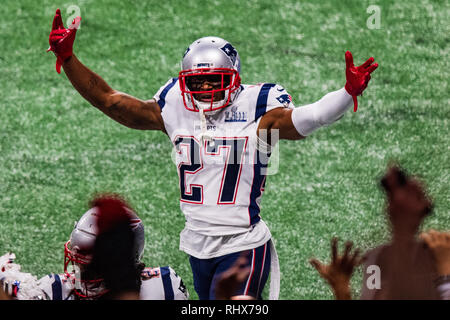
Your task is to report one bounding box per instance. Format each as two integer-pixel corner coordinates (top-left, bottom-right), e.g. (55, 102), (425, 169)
(258, 51), (378, 142)
(63, 55), (164, 131)
(47, 9), (165, 132)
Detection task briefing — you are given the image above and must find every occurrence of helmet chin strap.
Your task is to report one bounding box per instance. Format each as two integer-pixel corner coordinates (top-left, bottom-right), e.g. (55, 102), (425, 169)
(191, 87), (237, 147)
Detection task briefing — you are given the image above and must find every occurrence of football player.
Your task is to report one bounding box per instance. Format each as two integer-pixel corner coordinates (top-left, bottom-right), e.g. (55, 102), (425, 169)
(0, 197), (188, 300)
(46, 9), (378, 300)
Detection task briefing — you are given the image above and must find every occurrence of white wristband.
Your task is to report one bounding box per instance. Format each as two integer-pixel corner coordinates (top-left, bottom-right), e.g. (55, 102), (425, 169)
(291, 88), (352, 136)
(437, 281), (450, 300)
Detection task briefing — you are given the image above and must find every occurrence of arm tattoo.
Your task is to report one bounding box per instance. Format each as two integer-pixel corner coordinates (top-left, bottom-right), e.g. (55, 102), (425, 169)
(108, 98), (147, 129)
(101, 93), (162, 131)
(88, 76), (99, 91)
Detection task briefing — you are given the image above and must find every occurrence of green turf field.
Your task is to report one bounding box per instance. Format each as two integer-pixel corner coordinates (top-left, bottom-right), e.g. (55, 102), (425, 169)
(0, 0), (448, 300)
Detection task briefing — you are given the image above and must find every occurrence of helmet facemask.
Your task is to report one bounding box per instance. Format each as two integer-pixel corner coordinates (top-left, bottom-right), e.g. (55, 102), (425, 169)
(179, 36), (242, 114)
(179, 68), (241, 113)
(64, 240), (108, 299)
(63, 206), (145, 300)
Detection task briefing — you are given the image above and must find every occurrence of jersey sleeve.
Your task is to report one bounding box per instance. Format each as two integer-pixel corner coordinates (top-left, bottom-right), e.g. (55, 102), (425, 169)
(36, 274), (57, 300)
(152, 77), (179, 110)
(37, 273), (75, 300)
(158, 266), (189, 300)
(167, 266), (189, 300)
(140, 266), (189, 300)
(254, 83), (294, 122)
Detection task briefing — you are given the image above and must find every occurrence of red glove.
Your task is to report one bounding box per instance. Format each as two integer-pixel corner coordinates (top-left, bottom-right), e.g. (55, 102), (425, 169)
(46, 9), (81, 74)
(344, 51), (378, 112)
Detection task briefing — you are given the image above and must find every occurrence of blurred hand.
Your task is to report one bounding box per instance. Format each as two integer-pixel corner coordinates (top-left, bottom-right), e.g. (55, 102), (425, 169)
(344, 51), (378, 112)
(215, 254), (252, 300)
(420, 230), (450, 276)
(381, 166), (433, 219)
(310, 237), (363, 300)
(47, 8), (81, 73)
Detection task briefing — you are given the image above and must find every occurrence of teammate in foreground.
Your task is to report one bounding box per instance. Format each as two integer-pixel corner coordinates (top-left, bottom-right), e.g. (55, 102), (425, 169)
(46, 9), (378, 299)
(0, 195), (188, 300)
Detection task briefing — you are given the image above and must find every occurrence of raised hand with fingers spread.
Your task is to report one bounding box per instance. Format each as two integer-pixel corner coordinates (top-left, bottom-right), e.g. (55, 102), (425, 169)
(47, 8), (81, 74)
(215, 254), (252, 300)
(344, 51), (378, 112)
(310, 237), (363, 300)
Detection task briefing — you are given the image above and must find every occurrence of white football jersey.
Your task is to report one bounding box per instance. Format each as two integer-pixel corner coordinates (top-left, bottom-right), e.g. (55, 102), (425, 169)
(155, 80), (293, 235)
(36, 266), (188, 300)
(154, 79), (293, 257)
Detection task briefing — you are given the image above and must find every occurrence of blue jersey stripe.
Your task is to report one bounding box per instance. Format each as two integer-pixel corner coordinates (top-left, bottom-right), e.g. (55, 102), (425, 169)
(157, 78), (178, 110)
(248, 151), (270, 225)
(160, 266), (174, 300)
(51, 274), (62, 300)
(255, 83), (276, 121)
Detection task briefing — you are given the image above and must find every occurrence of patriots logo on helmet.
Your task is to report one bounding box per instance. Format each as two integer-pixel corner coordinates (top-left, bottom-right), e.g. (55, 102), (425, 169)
(221, 43), (238, 66)
(276, 94), (292, 107)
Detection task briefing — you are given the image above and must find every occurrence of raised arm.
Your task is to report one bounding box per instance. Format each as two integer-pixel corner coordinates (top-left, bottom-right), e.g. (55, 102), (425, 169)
(309, 237), (363, 300)
(47, 9), (165, 132)
(258, 51), (378, 142)
(62, 55), (164, 131)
